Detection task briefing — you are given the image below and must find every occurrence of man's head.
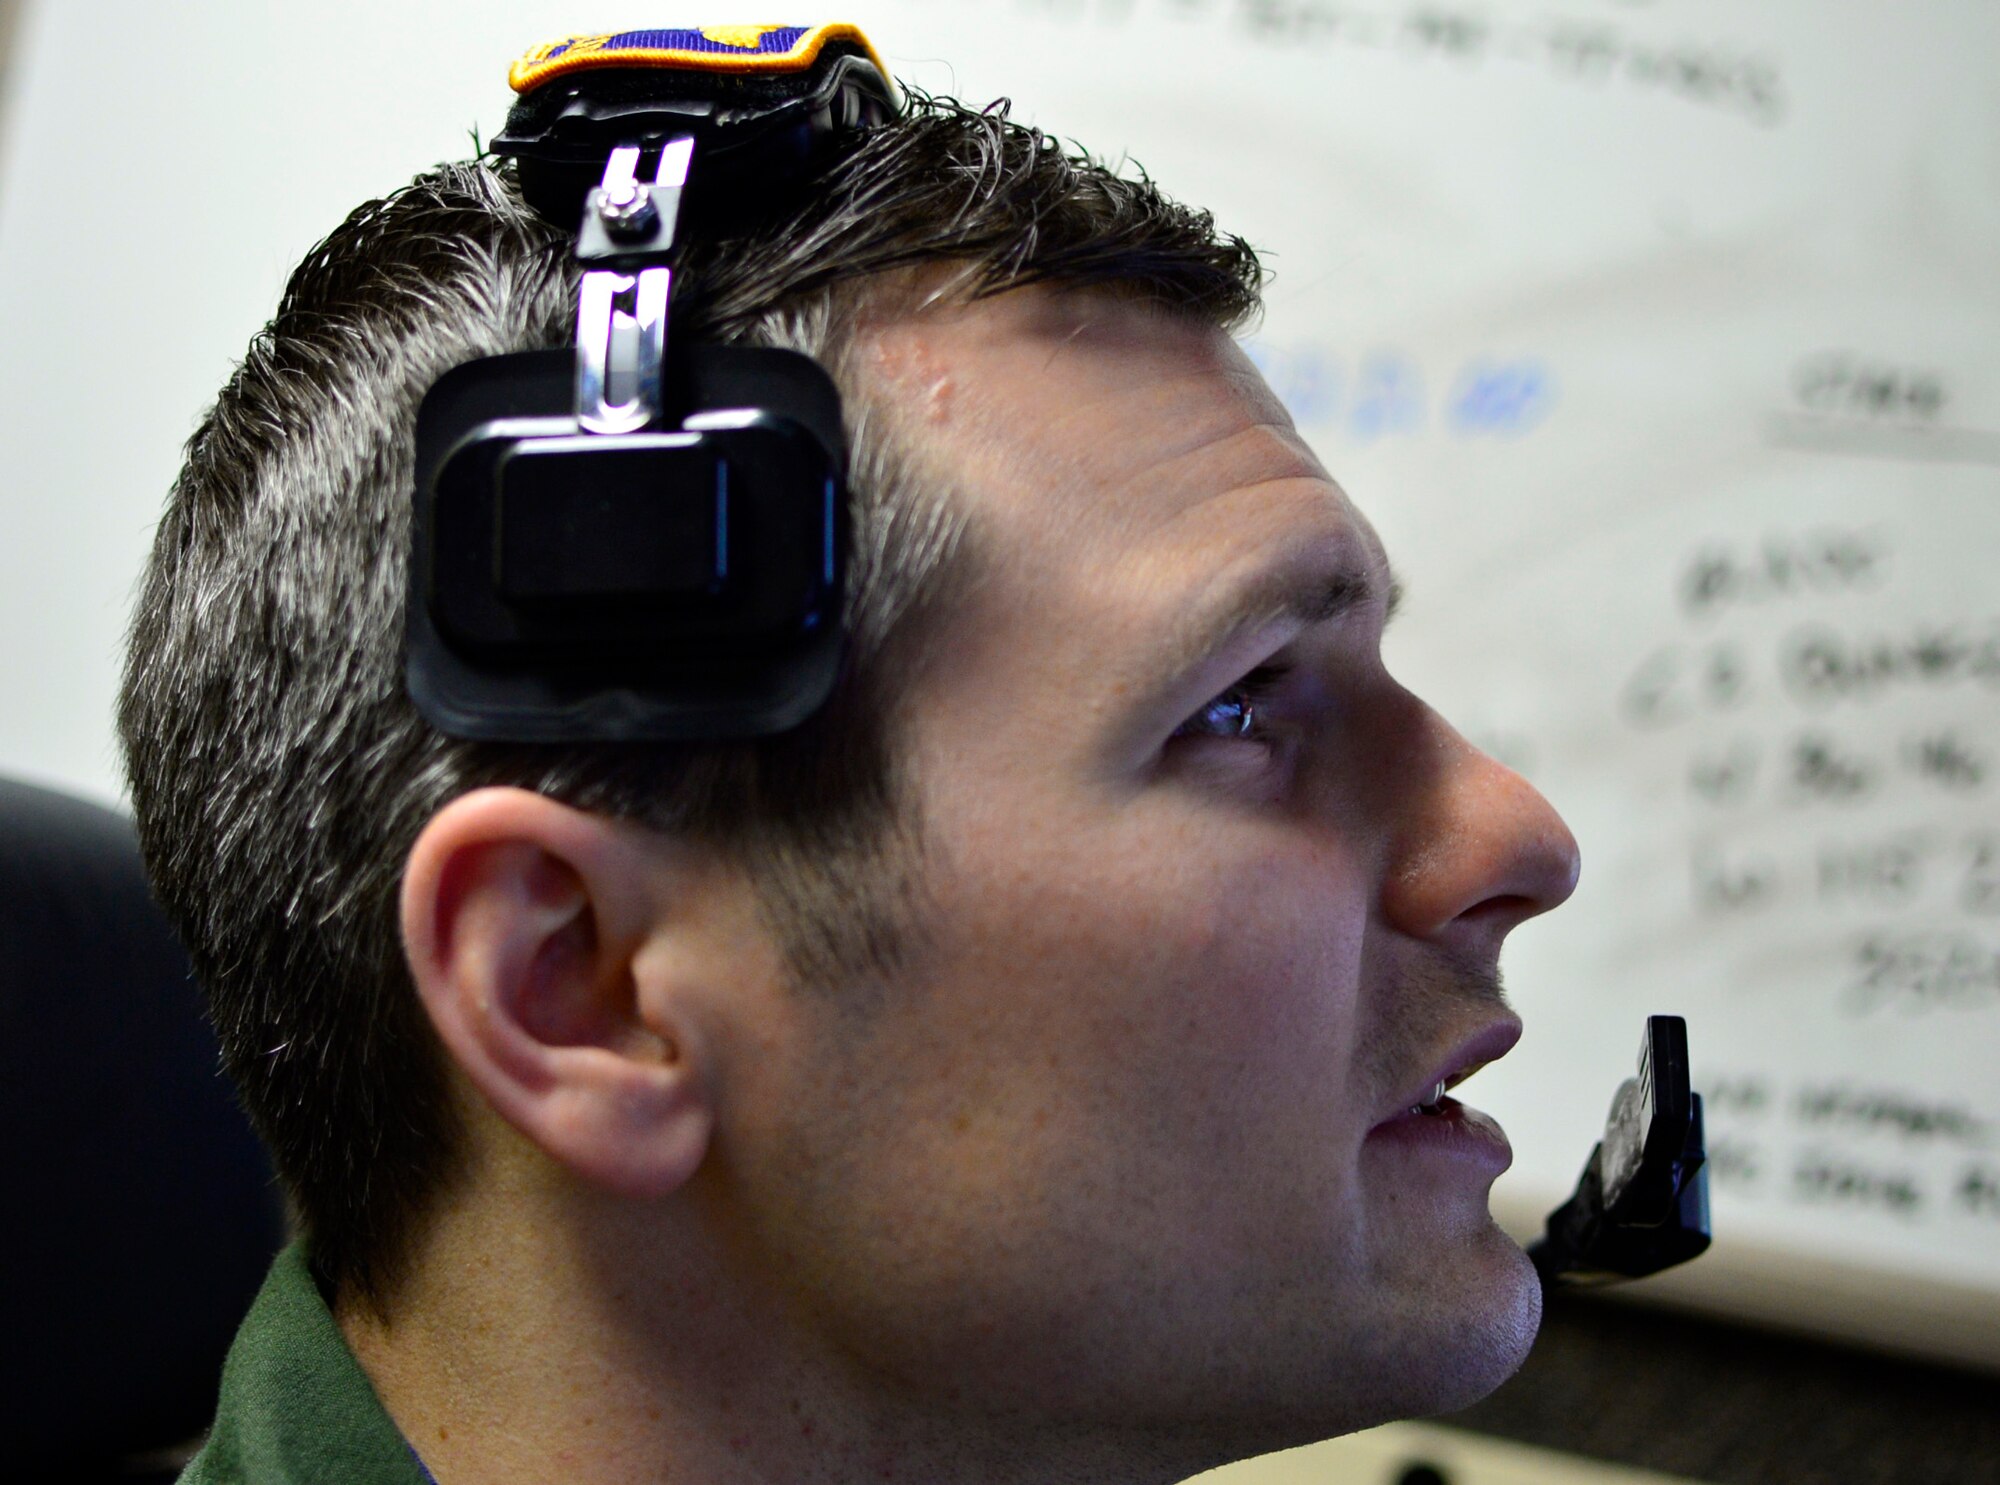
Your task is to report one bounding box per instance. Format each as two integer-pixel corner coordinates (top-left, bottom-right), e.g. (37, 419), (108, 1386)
(121, 89), (1576, 1475)
(120, 93), (1259, 1299)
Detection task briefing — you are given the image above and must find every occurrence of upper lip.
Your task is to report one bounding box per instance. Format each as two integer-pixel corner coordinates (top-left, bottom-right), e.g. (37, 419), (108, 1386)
(1377, 1015), (1523, 1124)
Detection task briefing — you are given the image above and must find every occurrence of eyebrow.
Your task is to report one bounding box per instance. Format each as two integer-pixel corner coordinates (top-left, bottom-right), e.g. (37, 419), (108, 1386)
(1156, 552), (1405, 687)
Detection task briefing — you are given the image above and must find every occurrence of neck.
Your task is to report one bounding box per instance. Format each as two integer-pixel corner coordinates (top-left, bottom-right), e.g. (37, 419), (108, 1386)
(337, 1168), (1185, 1485)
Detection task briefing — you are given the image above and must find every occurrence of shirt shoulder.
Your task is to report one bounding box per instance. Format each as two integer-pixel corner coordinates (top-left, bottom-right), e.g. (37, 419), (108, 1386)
(181, 1242), (430, 1485)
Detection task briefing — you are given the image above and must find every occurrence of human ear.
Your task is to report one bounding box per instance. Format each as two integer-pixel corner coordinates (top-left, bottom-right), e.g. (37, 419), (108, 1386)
(400, 787), (713, 1199)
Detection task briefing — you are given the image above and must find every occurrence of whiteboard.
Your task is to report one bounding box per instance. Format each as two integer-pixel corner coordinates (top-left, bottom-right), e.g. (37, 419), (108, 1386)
(1, 0), (1994, 1368)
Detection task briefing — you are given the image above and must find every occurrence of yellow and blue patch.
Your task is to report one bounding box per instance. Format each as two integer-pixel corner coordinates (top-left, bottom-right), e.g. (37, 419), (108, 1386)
(509, 23), (889, 93)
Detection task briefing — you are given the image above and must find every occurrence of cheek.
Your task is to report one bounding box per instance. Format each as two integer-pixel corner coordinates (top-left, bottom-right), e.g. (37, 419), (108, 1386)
(726, 801), (1387, 1405)
(1206, 834), (1366, 1020)
(949, 804), (1376, 1174)
(1153, 834), (1375, 1179)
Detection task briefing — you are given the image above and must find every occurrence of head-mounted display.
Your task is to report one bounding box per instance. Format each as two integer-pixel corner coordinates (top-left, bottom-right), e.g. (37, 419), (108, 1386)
(406, 24), (899, 741)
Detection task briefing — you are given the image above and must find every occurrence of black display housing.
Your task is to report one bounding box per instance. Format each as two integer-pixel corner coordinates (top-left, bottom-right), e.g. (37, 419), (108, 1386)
(407, 344), (848, 741)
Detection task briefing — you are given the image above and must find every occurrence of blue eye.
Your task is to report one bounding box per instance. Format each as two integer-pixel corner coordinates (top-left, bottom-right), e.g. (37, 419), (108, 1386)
(1173, 665), (1289, 743)
(1178, 687), (1258, 739)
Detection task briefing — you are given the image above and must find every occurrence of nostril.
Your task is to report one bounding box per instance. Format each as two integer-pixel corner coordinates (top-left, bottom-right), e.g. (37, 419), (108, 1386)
(1450, 892), (1551, 943)
(1461, 893), (1537, 924)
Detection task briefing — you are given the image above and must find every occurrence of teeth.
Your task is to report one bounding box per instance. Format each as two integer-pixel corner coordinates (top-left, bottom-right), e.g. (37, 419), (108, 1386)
(1411, 1081), (1448, 1115)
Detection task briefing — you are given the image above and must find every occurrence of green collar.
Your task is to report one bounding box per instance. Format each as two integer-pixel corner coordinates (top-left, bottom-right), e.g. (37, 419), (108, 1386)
(180, 1242), (430, 1485)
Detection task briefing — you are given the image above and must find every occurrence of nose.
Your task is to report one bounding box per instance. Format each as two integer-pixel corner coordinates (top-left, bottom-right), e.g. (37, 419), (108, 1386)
(1376, 706), (1581, 947)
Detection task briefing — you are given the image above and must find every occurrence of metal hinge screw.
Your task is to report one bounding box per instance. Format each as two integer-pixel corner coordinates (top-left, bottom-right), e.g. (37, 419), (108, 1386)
(596, 181), (660, 241)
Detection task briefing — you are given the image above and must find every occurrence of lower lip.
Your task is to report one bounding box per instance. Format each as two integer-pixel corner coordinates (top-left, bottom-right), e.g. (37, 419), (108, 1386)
(1364, 1097), (1513, 1174)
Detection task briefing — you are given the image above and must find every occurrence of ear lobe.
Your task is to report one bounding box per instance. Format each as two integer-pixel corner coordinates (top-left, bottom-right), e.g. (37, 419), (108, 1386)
(401, 787), (714, 1199)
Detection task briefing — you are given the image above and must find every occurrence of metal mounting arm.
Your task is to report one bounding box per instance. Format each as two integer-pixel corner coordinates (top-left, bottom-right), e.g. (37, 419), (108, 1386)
(573, 137), (694, 434)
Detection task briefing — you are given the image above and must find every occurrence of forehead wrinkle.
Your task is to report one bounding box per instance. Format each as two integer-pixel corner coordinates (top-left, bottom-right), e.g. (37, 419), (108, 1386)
(991, 376), (1326, 573)
(970, 301), (1286, 455)
(1040, 349), (1299, 458)
(909, 374), (1319, 583)
(1106, 414), (1325, 513)
(858, 290), (1293, 511)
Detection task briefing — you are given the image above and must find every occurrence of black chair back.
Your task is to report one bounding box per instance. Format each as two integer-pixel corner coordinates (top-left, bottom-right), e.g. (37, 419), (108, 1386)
(0, 777), (284, 1475)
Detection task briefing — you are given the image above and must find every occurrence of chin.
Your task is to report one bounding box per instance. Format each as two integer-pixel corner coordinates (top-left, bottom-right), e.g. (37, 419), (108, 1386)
(1320, 1219), (1545, 1435)
(1183, 1226), (1545, 1470)
(1408, 1228), (1544, 1417)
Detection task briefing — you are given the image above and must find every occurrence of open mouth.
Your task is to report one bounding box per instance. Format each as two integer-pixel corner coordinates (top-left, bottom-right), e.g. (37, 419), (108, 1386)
(1367, 1022), (1520, 1170)
(1404, 1053), (1503, 1118)
(1374, 1019), (1521, 1138)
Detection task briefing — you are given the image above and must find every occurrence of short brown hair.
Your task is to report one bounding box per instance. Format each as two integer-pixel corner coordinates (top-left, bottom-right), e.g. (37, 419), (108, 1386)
(119, 93), (1263, 1307)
